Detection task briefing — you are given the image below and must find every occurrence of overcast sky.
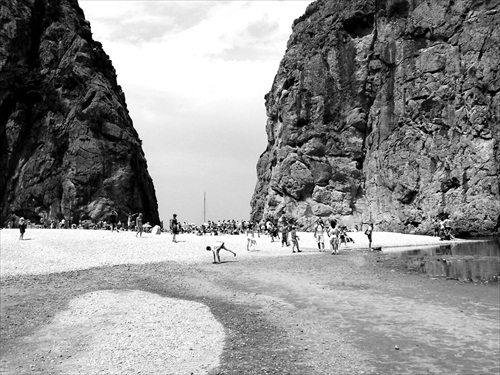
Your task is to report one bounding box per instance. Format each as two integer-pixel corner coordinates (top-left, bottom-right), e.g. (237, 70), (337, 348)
(79, 0), (312, 224)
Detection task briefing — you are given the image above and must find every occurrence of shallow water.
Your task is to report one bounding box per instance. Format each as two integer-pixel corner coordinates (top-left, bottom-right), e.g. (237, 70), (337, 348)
(385, 238), (500, 282)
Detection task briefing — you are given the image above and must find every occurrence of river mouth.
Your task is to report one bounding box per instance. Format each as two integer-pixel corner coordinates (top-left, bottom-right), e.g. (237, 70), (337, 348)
(381, 238), (500, 283)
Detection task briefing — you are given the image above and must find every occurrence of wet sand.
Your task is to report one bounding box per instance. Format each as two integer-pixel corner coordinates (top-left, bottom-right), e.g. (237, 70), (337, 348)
(1, 229), (498, 374)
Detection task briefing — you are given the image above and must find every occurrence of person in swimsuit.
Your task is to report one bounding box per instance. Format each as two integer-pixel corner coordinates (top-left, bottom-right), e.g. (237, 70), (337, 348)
(329, 223), (340, 255)
(314, 219), (326, 251)
(136, 213), (143, 237)
(365, 223), (373, 250)
(206, 241), (236, 264)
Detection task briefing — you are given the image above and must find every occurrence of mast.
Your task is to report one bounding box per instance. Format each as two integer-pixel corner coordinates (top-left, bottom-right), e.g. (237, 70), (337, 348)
(203, 191), (206, 223)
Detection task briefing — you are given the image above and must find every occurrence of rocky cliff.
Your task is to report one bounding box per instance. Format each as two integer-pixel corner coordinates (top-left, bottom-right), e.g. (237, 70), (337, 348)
(251, 0), (500, 236)
(0, 0), (159, 226)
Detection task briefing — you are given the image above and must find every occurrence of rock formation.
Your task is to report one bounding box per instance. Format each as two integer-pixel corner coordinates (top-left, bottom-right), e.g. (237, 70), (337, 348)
(251, 0), (500, 236)
(0, 0), (159, 226)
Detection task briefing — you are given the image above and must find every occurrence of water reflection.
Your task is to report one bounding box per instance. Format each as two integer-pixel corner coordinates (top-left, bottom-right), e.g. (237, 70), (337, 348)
(386, 238), (500, 282)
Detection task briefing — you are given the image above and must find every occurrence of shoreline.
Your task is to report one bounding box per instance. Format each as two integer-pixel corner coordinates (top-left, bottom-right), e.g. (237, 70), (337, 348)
(0, 228), (490, 278)
(1, 228), (499, 374)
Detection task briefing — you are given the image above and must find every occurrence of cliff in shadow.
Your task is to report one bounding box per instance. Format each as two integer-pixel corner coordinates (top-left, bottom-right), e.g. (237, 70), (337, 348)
(251, 0), (500, 236)
(0, 0), (159, 226)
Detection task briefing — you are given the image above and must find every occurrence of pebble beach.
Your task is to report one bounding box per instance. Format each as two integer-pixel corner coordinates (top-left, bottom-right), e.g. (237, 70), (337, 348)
(1, 228), (497, 375)
(0, 228), (451, 277)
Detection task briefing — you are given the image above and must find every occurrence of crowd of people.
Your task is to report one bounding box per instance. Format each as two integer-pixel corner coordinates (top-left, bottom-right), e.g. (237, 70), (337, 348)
(173, 219), (263, 236)
(11, 209), (458, 261)
(313, 218), (359, 254)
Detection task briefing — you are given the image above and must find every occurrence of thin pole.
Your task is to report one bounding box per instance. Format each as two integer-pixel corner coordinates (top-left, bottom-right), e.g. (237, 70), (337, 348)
(203, 192), (206, 223)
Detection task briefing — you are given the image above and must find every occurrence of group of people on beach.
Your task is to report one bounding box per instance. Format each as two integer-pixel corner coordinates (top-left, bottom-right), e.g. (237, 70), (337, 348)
(434, 218), (456, 241)
(13, 211), (457, 266)
(313, 219), (368, 254)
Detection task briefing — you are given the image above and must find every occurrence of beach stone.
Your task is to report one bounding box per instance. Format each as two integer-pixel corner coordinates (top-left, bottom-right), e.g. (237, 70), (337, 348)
(251, 0), (500, 235)
(0, 0), (159, 226)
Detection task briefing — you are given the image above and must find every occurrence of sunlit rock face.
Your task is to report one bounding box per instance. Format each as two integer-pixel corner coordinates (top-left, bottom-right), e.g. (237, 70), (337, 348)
(251, 0), (500, 236)
(0, 0), (159, 225)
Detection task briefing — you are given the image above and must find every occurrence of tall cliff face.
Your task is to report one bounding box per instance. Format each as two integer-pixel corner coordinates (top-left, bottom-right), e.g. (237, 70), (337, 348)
(251, 0), (500, 236)
(0, 0), (159, 225)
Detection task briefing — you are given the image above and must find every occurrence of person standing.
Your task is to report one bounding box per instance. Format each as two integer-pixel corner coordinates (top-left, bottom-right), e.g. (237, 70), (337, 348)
(170, 214), (179, 242)
(439, 219), (446, 240)
(339, 226), (348, 248)
(19, 217), (27, 240)
(290, 226), (301, 253)
(365, 223), (373, 250)
(247, 230), (257, 251)
(267, 221), (277, 242)
(433, 219), (440, 237)
(110, 210), (118, 232)
(314, 219), (326, 251)
(327, 220), (340, 255)
(136, 213), (143, 238)
(280, 223), (289, 247)
(127, 213), (134, 231)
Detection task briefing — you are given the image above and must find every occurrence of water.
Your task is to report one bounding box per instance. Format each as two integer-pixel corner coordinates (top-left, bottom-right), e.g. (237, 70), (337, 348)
(384, 238), (500, 282)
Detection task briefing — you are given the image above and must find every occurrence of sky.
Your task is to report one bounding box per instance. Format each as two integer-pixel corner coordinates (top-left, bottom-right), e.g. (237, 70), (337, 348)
(79, 0), (312, 224)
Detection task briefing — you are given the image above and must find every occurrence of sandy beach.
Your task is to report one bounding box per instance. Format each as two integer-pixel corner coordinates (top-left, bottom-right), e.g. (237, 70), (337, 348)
(1, 228), (498, 374)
